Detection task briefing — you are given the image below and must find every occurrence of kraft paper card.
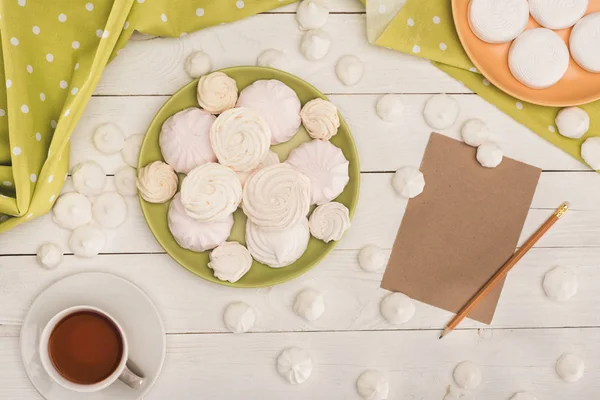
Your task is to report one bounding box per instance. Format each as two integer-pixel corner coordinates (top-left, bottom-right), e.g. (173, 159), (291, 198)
(381, 133), (542, 324)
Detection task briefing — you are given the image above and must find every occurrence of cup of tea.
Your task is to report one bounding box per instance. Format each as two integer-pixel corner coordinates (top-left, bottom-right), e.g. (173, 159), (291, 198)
(39, 305), (145, 392)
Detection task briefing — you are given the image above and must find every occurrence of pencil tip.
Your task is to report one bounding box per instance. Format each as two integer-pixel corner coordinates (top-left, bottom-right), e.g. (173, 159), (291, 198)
(438, 335), (443, 340)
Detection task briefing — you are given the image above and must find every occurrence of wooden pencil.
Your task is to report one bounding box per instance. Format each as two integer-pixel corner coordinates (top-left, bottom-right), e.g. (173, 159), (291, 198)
(439, 202), (570, 339)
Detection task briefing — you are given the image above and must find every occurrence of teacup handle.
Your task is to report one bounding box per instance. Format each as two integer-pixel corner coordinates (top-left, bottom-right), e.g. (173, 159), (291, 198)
(119, 364), (145, 389)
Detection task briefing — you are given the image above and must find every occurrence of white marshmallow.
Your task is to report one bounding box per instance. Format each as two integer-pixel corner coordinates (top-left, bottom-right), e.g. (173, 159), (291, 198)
(543, 266), (578, 301)
(296, 0), (329, 30)
(376, 94), (404, 122)
(71, 161), (107, 196)
(392, 166), (425, 198)
(184, 51), (212, 78)
(380, 292), (415, 325)
(300, 98), (340, 141)
(223, 302), (256, 333)
(461, 119), (491, 147)
(358, 245), (386, 272)
(196, 71), (238, 114)
(476, 142), (503, 168)
(529, 0), (588, 30)
(246, 218), (309, 268)
(570, 12), (600, 73)
(555, 107), (590, 139)
(293, 288), (325, 321)
(300, 29), (331, 61)
(92, 192), (127, 228)
(468, 0), (529, 43)
(136, 161), (178, 204)
(277, 348), (313, 385)
(335, 55), (364, 86)
(208, 241), (252, 283)
(69, 225), (105, 258)
(309, 201), (351, 243)
(556, 353), (585, 383)
(93, 123), (125, 154)
(453, 361), (482, 390)
(356, 370), (389, 400)
(37, 243), (62, 269)
(121, 134), (144, 168)
(114, 166), (138, 197)
(52, 192), (92, 230)
(423, 94), (459, 130)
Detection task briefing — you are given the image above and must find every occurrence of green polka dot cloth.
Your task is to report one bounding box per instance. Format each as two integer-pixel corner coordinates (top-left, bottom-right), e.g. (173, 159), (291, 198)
(364, 0), (599, 172)
(0, 0), (294, 232)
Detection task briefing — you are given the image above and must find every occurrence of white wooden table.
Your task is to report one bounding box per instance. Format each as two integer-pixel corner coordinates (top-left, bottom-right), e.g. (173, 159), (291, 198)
(1, 3), (599, 399)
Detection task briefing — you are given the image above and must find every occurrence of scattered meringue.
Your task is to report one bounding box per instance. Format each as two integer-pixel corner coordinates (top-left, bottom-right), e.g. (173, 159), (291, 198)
(543, 266), (578, 301)
(92, 192), (127, 228)
(376, 94), (404, 122)
(286, 140), (349, 205)
(556, 353), (585, 383)
(93, 123), (125, 154)
(392, 166), (425, 198)
(71, 161), (107, 196)
(210, 107), (271, 171)
(168, 193), (234, 252)
(243, 163), (311, 231)
(300, 98), (340, 140)
(580, 137), (600, 170)
(308, 201), (351, 243)
(160, 107), (217, 173)
(223, 302), (256, 333)
(510, 392), (538, 400)
(136, 161), (178, 204)
(180, 162), (242, 222)
(246, 218), (310, 268)
(476, 142), (503, 168)
(461, 119), (491, 147)
(555, 107), (589, 139)
(570, 12), (600, 73)
(277, 348), (313, 385)
(300, 29), (331, 61)
(335, 55), (364, 86)
(69, 225), (106, 258)
(453, 361), (482, 390)
(296, 0), (329, 30)
(196, 71), (238, 114)
(358, 245), (386, 272)
(114, 166), (138, 197)
(380, 292), (415, 325)
(423, 94), (459, 130)
(293, 288), (325, 321)
(52, 192), (93, 230)
(184, 51), (212, 78)
(356, 370), (389, 400)
(36, 243), (62, 269)
(208, 241), (252, 283)
(121, 134), (144, 168)
(237, 80), (301, 145)
(257, 49), (291, 71)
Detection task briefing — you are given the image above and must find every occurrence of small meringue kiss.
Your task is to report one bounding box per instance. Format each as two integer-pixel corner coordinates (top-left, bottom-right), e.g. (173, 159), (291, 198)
(309, 201), (351, 243)
(296, 0), (329, 30)
(52, 192), (92, 230)
(392, 166), (425, 199)
(71, 161), (107, 196)
(136, 161), (178, 203)
(293, 288), (325, 321)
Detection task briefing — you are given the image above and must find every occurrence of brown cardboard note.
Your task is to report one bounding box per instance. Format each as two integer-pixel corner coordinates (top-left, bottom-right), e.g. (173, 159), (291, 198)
(381, 133), (542, 324)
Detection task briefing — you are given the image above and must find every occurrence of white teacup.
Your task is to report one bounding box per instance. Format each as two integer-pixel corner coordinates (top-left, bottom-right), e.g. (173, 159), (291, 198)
(39, 305), (145, 393)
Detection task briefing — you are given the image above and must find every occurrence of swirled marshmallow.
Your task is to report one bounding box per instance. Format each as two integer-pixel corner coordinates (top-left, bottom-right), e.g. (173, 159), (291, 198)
(52, 192), (92, 230)
(184, 51), (212, 78)
(300, 29), (331, 61)
(555, 107), (590, 139)
(160, 107), (217, 173)
(208, 241), (252, 283)
(136, 161), (178, 203)
(296, 0), (329, 30)
(92, 192), (127, 228)
(529, 0), (588, 30)
(571, 13), (600, 73)
(246, 217), (310, 268)
(309, 201), (350, 243)
(69, 225), (105, 258)
(236, 150), (281, 187)
(180, 162), (242, 222)
(286, 139), (349, 205)
(468, 0), (529, 43)
(300, 98), (340, 140)
(242, 163), (311, 230)
(257, 49), (291, 71)
(196, 71), (238, 114)
(93, 123), (125, 154)
(72, 161), (107, 196)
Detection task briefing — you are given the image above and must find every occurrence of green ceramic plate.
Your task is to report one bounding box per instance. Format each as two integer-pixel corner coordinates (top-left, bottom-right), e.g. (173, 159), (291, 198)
(138, 66), (360, 288)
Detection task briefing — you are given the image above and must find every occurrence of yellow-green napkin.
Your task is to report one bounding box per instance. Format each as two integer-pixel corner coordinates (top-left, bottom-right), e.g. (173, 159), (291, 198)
(0, 0), (294, 232)
(366, 0), (599, 170)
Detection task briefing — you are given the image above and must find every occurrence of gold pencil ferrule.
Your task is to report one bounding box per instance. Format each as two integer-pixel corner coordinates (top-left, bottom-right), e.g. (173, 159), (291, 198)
(554, 202), (570, 218)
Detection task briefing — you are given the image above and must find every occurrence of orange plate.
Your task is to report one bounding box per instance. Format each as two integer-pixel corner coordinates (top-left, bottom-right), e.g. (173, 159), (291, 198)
(452, 0), (600, 107)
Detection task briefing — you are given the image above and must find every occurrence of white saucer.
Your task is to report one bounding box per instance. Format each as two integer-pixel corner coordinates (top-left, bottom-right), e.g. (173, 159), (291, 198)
(20, 272), (166, 400)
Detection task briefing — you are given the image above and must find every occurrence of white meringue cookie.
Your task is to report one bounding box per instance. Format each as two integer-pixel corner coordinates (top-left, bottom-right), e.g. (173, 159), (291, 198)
(52, 192), (92, 230)
(92, 192), (127, 228)
(510, 393), (539, 400)
(461, 119), (491, 147)
(277, 348), (313, 385)
(335, 55), (364, 86)
(476, 142), (503, 168)
(257, 49), (291, 71)
(293, 288), (325, 321)
(237, 80), (301, 145)
(243, 163), (311, 231)
(168, 193), (233, 252)
(555, 107), (590, 139)
(423, 94), (459, 130)
(358, 245), (386, 272)
(184, 51), (212, 78)
(300, 98), (340, 141)
(453, 361), (482, 390)
(296, 0), (329, 30)
(210, 107), (271, 171)
(300, 29), (331, 61)
(72, 161), (107, 196)
(114, 166), (138, 197)
(223, 302), (256, 333)
(196, 71), (238, 114)
(376, 94), (404, 122)
(392, 166), (425, 198)
(556, 353), (585, 383)
(286, 140), (349, 205)
(160, 107), (217, 173)
(37, 243), (62, 269)
(180, 162), (242, 222)
(121, 134), (144, 168)
(357, 370), (389, 400)
(468, 0), (529, 44)
(380, 292), (415, 325)
(136, 161), (178, 204)
(309, 201), (350, 243)
(208, 241), (252, 283)
(93, 123), (125, 154)
(69, 225), (105, 258)
(246, 218), (309, 268)
(581, 137), (600, 170)
(529, 0), (588, 30)
(543, 266), (578, 301)
(570, 12), (600, 73)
